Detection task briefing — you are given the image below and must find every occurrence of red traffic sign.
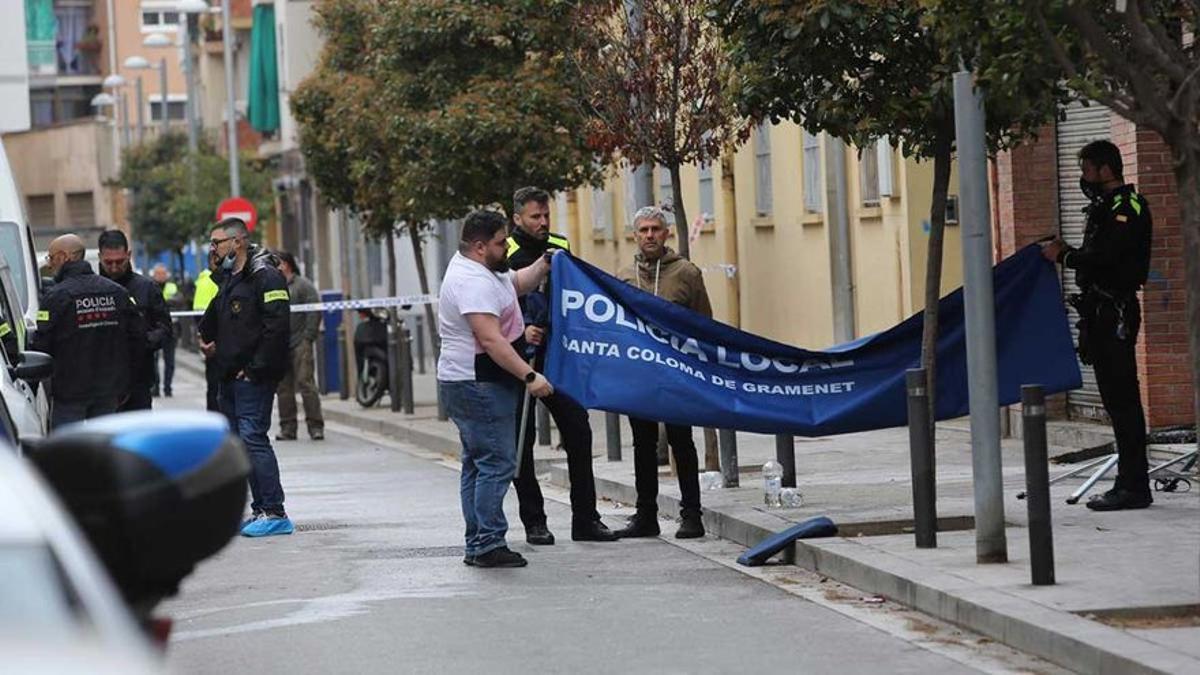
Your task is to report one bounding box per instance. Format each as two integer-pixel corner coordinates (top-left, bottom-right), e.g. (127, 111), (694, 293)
(216, 197), (258, 232)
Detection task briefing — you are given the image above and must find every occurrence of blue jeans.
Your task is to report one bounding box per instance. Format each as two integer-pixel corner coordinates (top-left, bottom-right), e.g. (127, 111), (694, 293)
(440, 379), (520, 557)
(220, 379), (286, 515)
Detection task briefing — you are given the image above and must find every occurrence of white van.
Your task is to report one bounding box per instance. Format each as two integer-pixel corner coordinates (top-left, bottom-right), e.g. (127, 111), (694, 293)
(0, 249), (49, 442)
(0, 137), (41, 329)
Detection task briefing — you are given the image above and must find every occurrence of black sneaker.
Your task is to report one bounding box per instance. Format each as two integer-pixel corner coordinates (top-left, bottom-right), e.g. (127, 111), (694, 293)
(473, 547), (527, 568)
(1086, 488), (1153, 511)
(463, 555), (476, 566)
(572, 520), (620, 542)
(675, 511), (705, 539)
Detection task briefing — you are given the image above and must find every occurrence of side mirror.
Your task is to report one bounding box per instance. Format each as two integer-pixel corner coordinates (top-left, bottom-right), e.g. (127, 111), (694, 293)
(11, 350), (52, 382)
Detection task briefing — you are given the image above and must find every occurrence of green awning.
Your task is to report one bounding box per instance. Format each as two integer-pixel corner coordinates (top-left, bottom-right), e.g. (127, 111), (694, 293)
(247, 4), (279, 134)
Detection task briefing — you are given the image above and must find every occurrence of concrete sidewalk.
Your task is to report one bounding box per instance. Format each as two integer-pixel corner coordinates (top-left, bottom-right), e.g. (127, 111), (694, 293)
(177, 352), (1199, 674)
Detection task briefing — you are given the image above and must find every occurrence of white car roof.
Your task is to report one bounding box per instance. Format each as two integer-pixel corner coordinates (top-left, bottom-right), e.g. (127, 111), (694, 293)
(0, 450), (51, 543)
(0, 137), (23, 224)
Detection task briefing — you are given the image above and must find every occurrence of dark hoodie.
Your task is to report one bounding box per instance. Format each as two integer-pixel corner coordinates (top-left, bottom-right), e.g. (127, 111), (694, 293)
(101, 265), (172, 389)
(198, 245), (291, 383)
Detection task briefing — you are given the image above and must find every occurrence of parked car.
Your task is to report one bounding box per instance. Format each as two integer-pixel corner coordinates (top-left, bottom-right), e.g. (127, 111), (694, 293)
(0, 136), (42, 329)
(0, 249), (50, 443)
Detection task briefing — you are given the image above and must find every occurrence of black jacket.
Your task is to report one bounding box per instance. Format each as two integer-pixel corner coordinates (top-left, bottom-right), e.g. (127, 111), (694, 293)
(198, 246), (291, 383)
(31, 260), (144, 402)
(102, 267), (172, 389)
(506, 227), (570, 326)
(1062, 184), (1153, 294)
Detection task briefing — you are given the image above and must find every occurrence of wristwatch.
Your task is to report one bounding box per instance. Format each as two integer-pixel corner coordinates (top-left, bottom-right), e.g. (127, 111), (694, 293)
(524, 371), (537, 384)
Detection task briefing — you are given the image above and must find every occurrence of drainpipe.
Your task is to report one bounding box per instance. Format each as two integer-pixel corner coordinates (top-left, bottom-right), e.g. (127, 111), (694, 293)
(826, 136), (855, 344)
(106, 0), (120, 173)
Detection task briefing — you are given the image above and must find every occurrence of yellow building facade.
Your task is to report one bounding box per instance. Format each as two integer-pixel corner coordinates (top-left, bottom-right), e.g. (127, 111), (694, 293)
(559, 120), (963, 351)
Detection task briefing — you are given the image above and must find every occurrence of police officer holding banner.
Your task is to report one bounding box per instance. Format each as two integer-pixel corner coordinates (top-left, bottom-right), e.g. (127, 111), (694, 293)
(33, 233), (144, 429)
(1041, 140), (1154, 512)
(506, 187), (618, 544)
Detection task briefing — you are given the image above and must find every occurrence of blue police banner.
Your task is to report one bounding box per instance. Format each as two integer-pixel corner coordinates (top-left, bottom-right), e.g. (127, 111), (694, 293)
(545, 245), (1082, 436)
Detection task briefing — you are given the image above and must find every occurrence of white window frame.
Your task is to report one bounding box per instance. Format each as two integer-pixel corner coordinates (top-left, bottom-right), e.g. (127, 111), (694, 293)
(859, 141), (881, 206)
(148, 94), (188, 122)
(140, 1), (183, 33)
(698, 161), (715, 224)
(876, 137), (895, 198)
(754, 122), (773, 216)
(802, 130), (823, 213)
(591, 186), (613, 238)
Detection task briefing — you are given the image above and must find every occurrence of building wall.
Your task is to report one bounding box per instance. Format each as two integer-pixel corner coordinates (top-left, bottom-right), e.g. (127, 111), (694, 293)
(998, 112), (1194, 429)
(113, 0), (189, 129)
(276, 0), (320, 152)
(0, 3), (32, 133)
(560, 119), (961, 354)
(3, 119), (118, 245)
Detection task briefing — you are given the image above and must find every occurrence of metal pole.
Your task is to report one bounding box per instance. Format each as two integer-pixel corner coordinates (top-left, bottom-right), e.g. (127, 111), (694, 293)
(1021, 385), (1055, 585)
(719, 429), (739, 487)
(906, 369), (937, 548)
(774, 434), (796, 488)
(105, 0), (119, 172)
(159, 59), (169, 138)
(953, 67), (1007, 564)
(221, 0), (240, 195)
(338, 321), (350, 400)
(119, 93), (131, 149)
(415, 314), (426, 374)
(399, 320), (414, 414)
(181, 18), (198, 153)
(605, 412), (621, 461)
(536, 401), (551, 446)
(135, 77), (145, 143)
(387, 309), (401, 413)
(826, 135), (855, 344)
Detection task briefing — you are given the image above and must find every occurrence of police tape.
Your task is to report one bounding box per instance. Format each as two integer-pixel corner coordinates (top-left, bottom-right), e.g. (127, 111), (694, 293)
(169, 293), (436, 318)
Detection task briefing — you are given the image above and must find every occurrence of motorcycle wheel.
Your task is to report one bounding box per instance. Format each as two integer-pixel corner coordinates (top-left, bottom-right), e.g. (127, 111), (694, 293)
(356, 358), (387, 408)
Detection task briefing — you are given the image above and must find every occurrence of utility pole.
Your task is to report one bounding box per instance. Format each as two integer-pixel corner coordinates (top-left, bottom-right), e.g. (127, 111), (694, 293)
(953, 67), (1007, 564)
(221, 0), (241, 196)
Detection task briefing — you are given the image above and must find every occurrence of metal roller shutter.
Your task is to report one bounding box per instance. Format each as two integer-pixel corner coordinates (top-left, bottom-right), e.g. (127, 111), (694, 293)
(1056, 101), (1110, 420)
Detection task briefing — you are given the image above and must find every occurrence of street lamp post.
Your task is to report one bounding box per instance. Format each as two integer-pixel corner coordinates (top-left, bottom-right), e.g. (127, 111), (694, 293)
(102, 74), (125, 168)
(177, 0), (210, 154)
(221, 0), (240, 196)
(123, 56), (149, 143)
(143, 32), (173, 138)
(90, 92), (117, 173)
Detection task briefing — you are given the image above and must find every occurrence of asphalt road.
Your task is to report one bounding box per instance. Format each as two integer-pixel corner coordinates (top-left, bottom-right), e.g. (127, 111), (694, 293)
(159, 372), (1062, 674)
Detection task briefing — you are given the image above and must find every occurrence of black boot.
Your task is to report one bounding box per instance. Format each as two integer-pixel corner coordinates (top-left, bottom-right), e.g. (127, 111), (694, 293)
(1086, 488), (1152, 511)
(572, 519), (620, 542)
(675, 510), (705, 539)
(614, 512), (660, 538)
(525, 523), (555, 545)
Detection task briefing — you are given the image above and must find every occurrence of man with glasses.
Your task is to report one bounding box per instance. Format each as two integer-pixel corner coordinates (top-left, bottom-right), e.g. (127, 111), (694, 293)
(32, 233), (143, 428)
(199, 218), (294, 537)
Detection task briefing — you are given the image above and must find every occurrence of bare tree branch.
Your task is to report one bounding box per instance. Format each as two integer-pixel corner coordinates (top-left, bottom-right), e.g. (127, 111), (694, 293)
(1127, 0), (1189, 83)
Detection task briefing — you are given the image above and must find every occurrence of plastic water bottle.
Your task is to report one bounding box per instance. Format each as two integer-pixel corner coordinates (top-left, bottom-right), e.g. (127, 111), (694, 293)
(762, 460), (783, 508)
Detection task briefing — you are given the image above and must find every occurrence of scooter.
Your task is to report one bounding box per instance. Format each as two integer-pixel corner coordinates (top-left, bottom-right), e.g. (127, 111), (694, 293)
(354, 309), (390, 408)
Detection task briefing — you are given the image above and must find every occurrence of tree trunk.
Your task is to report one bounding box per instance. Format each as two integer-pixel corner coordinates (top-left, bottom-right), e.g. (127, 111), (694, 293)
(923, 126), (953, 441)
(175, 248), (186, 280)
(408, 223), (440, 359)
(1171, 146), (1200, 463)
(670, 163), (690, 259)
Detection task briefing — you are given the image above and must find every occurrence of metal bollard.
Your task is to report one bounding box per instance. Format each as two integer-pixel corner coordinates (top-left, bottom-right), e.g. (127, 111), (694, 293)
(338, 323), (350, 400)
(605, 412), (621, 461)
(774, 434), (796, 488)
(399, 322), (415, 414)
(536, 402), (551, 446)
(906, 368), (937, 548)
(316, 328), (328, 394)
(415, 315), (427, 375)
(719, 428), (739, 487)
(1022, 385), (1055, 585)
(387, 310), (402, 413)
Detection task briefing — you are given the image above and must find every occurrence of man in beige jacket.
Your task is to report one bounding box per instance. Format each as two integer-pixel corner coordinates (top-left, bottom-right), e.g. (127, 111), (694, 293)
(614, 206), (712, 540)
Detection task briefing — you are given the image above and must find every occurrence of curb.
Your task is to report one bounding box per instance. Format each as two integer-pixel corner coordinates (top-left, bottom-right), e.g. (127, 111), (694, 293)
(555, 467), (1195, 675)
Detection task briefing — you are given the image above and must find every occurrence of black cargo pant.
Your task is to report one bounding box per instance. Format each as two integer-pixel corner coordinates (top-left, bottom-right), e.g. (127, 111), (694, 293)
(512, 388), (600, 528)
(205, 357), (222, 412)
(628, 417), (701, 517)
(1087, 295), (1149, 496)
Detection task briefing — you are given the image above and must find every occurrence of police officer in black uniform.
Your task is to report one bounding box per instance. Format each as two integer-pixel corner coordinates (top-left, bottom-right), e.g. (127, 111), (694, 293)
(33, 233), (144, 429)
(507, 187), (618, 543)
(97, 229), (173, 411)
(1041, 140), (1154, 511)
(199, 217), (294, 537)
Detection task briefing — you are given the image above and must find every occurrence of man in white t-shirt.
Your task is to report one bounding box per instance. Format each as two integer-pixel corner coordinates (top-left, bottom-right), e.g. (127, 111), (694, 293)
(438, 209), (555, 568)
